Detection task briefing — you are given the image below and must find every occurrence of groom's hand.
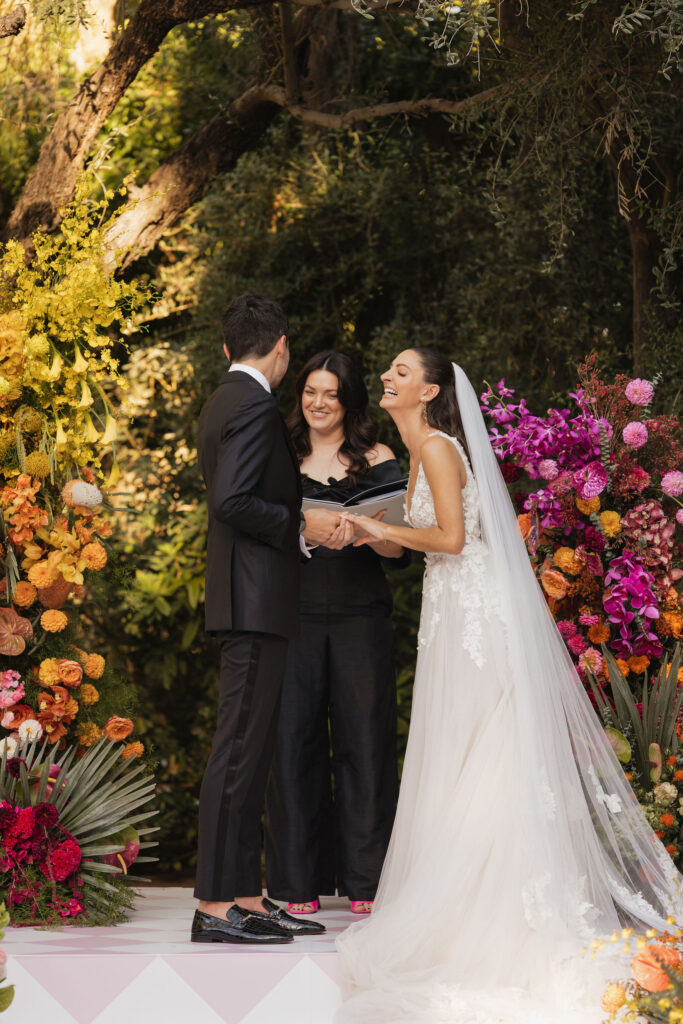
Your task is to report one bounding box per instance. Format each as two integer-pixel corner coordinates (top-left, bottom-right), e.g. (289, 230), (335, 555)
(302, 508), (350, 548)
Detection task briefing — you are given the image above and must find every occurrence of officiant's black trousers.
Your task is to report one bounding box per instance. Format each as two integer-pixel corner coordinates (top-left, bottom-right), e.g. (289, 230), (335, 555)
(194, 630), (288, 901)
(265, 612), (398, 902)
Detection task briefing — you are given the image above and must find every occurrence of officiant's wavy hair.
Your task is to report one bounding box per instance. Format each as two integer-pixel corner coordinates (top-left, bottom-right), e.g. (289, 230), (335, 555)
(221, 294), (289, 361)
(288, 351), (378, 484)
(414, 348), (471, 463)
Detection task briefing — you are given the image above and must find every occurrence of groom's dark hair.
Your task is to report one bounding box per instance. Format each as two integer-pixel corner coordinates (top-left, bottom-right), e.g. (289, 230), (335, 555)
(221, 294), (289, 361)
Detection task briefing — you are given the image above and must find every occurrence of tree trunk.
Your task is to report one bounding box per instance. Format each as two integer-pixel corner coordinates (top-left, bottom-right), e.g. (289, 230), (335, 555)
(105, 88), (279, 271)
(626, 215), (657, 375)
(2, 0), (237, 244)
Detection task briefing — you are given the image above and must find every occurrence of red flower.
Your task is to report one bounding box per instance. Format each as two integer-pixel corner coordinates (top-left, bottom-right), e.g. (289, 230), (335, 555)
(48, 839), (81, 881)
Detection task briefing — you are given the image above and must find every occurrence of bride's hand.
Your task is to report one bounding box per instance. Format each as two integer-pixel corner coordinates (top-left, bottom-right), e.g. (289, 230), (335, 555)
(342, 510), (388, 546)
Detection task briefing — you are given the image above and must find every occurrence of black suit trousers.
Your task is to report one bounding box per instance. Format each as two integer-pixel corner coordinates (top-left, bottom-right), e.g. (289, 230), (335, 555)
(194, 630), (288, 900)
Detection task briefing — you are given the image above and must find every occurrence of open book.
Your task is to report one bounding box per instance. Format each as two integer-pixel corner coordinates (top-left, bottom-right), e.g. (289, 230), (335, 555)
(302, 478), (410, 528)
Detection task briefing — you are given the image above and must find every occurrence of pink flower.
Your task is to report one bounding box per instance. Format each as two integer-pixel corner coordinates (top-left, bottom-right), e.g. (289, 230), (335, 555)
(572, 462), (608, 500)
(662, 471), (683, 498)
(0, 670), (21, 690)
(0, 712), (14, 729)
(538, 459), (559, 480)
(550, 471), (574, 495)
(677, 509), (683, 526)
(0, 683), (24, 708)
(567, 634), (588, 656)
(557, 620), (578, 639)
(580, 647), (604, 675)
(579, 613), (600, 627)
(626, 464), (650, 492)
(622, 421), (648, 448)
(625, 379), (654, 406)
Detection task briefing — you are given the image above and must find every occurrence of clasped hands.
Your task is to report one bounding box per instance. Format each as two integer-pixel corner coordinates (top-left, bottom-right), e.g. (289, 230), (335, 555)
(302, 508), (388, 550)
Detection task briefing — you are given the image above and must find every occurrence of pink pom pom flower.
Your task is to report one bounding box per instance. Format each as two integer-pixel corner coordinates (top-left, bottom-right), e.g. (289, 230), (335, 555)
(661, 471), (683, 498)
(676, 509), (683, 526)
(622, 422), (648, 448)
(538, 459), (559, 480)
(625, 379), (654, 406)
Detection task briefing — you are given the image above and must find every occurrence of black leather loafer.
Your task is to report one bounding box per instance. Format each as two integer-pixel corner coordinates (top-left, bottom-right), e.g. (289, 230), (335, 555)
(191, 906), (294, 944)
(251, 897), (327, 935)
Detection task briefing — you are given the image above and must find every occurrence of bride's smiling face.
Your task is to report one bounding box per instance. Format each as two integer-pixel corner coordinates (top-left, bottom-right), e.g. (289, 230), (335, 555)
(380, 350), (437, 414)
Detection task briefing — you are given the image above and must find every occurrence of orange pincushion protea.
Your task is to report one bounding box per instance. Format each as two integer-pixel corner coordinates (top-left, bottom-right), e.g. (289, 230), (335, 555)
(84, 653), (105, 679)
(12, 581), (37, 607)
(41, 609), (68, 633)
(81, 542), (107, 570)
(631, 944), (680, 992)
(104, 716), (134, 741)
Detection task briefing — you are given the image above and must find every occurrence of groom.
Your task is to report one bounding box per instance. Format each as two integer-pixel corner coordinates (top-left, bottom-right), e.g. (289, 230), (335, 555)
(192, 294), (344, 944)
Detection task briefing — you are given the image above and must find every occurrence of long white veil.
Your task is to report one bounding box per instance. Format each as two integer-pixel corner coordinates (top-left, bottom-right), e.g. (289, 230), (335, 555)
(452, 361), (682, 931)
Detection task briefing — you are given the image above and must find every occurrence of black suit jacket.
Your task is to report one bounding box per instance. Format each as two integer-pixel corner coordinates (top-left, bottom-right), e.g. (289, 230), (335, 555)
(197, 370), (303, 639)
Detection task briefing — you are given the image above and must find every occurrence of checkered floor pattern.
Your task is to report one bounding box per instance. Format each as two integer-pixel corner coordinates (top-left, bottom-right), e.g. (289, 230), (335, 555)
(6, 888), (348, 1024)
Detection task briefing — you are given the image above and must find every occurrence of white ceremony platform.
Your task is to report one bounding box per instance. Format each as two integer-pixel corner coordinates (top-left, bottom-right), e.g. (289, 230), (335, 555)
(6, 888), (347, 1024)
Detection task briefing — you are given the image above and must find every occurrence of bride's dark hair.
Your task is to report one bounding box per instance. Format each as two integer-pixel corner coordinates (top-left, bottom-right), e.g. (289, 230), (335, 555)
(287, 350), (378, 484)
(413, 348), (471, 463)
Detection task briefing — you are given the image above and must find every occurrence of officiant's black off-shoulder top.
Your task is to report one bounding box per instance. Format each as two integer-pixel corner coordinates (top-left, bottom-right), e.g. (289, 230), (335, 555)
(300, 459), (410, 616)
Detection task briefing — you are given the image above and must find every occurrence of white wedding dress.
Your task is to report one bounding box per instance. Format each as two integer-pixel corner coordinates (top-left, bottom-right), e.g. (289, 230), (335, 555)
(336, 366), (683, 1024)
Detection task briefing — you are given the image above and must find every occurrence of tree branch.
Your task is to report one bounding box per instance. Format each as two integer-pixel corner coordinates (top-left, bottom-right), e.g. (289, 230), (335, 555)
(2, 0), (243, 244)
(251, 82), (500, 129)
(0, 4), (26, 38)
(104, 87), (279, 271)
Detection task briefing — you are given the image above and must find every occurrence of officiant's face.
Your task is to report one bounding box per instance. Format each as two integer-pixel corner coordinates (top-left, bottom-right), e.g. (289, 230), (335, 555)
(301, 369), (345, 436)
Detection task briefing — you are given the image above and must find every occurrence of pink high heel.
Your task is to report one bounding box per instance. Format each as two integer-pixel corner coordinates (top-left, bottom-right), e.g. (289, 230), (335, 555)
(287, 900), (319, 915)
(350, 900), (373, 915)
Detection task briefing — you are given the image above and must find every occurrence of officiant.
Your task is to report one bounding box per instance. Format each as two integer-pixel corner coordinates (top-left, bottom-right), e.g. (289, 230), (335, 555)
(265, 351), (407, 915)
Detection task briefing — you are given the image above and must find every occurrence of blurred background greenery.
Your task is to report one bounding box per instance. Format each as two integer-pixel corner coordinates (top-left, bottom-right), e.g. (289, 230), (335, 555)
(1, 0), (681, 875)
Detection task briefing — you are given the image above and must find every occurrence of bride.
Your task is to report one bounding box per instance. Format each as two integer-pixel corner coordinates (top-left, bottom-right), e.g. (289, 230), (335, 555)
(337, 348), (683, 1024)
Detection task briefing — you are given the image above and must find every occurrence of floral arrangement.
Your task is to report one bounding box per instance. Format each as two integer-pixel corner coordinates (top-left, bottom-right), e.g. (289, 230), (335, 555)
(0, 734), (157, 927)
(599, 922), (683, 1023)
(0, 903), (12, 1013)
(482, 357), (683, 689)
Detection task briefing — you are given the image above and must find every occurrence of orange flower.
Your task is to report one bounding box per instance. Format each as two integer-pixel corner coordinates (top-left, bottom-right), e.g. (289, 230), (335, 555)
(667, 756), (678, 766)
(75, 722), (103, 747)
(541, 569), (568, 600)
(656, 830), (666, 839)
(13, 581), (37, 608)
(661, 611), (683, 639)
(631, 944), (680, 992)
(57, 659), (83, 688)
(629, 655), (650, 674)
(27, 562), (58, 588)
(104, 716), (134, 742)
(587, 623), (610, 645)
(616, 658), (630, 676)
(576, 496), (600, 515)
(122, 741), (144, 760)
(41, 609), (68, 633)
(661, 813), (675, 827)
(1, 704), (34, 728)
(81, 542), (107, 570)
(38, 657), (60, 687)
(673, 771), (683, 782)
(517, 514), (532, 540)
(84, 653), (105, 679)
(78, 683), (100, 706)
(72, 584), (85, 599)
(666, 845), (677, 855)
(553, 547), (583, 575)
(624, 772), (633, 781)
(666, 665), (683, 685)
(41, 719), (67, 745)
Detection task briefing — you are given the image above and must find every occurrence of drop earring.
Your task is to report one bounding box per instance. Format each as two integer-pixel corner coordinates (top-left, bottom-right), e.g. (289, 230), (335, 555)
(422, 401), (429, 424)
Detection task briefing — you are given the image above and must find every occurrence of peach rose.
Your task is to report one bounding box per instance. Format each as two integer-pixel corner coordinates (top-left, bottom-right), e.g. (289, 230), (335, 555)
(631, 944), (680, 992)
(13, 581), (37, 608)
(2, 703), (34, 728)
(84, 653), (105, 679)
(541, 569), (568, 600)
(104, 716), (134, 742)
(41, 609), (68, 633)
(57, 659), (83, 688)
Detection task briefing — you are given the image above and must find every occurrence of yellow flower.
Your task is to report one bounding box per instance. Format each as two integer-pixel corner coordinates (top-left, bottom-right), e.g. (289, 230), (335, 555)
(84, 653), (105, 679)
(28, 562), (59, 588)
(599, 511), (621, 537)
(75, 722), (103, 747)
(41, 609), (68, 633)
(82, 542), (107, 570)
(23, 451), (50, 478)
(39, 657), (61, 686)
(78, 683), (100, 706)
(13, 581), (37, 608)
(576, 496), (600, 515)
(600, 983), (626, 1013)
(553, 547), (583, 575)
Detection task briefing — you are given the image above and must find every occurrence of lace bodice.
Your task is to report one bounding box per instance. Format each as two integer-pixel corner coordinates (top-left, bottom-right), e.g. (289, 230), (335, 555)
(406, 431), (497, 668)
